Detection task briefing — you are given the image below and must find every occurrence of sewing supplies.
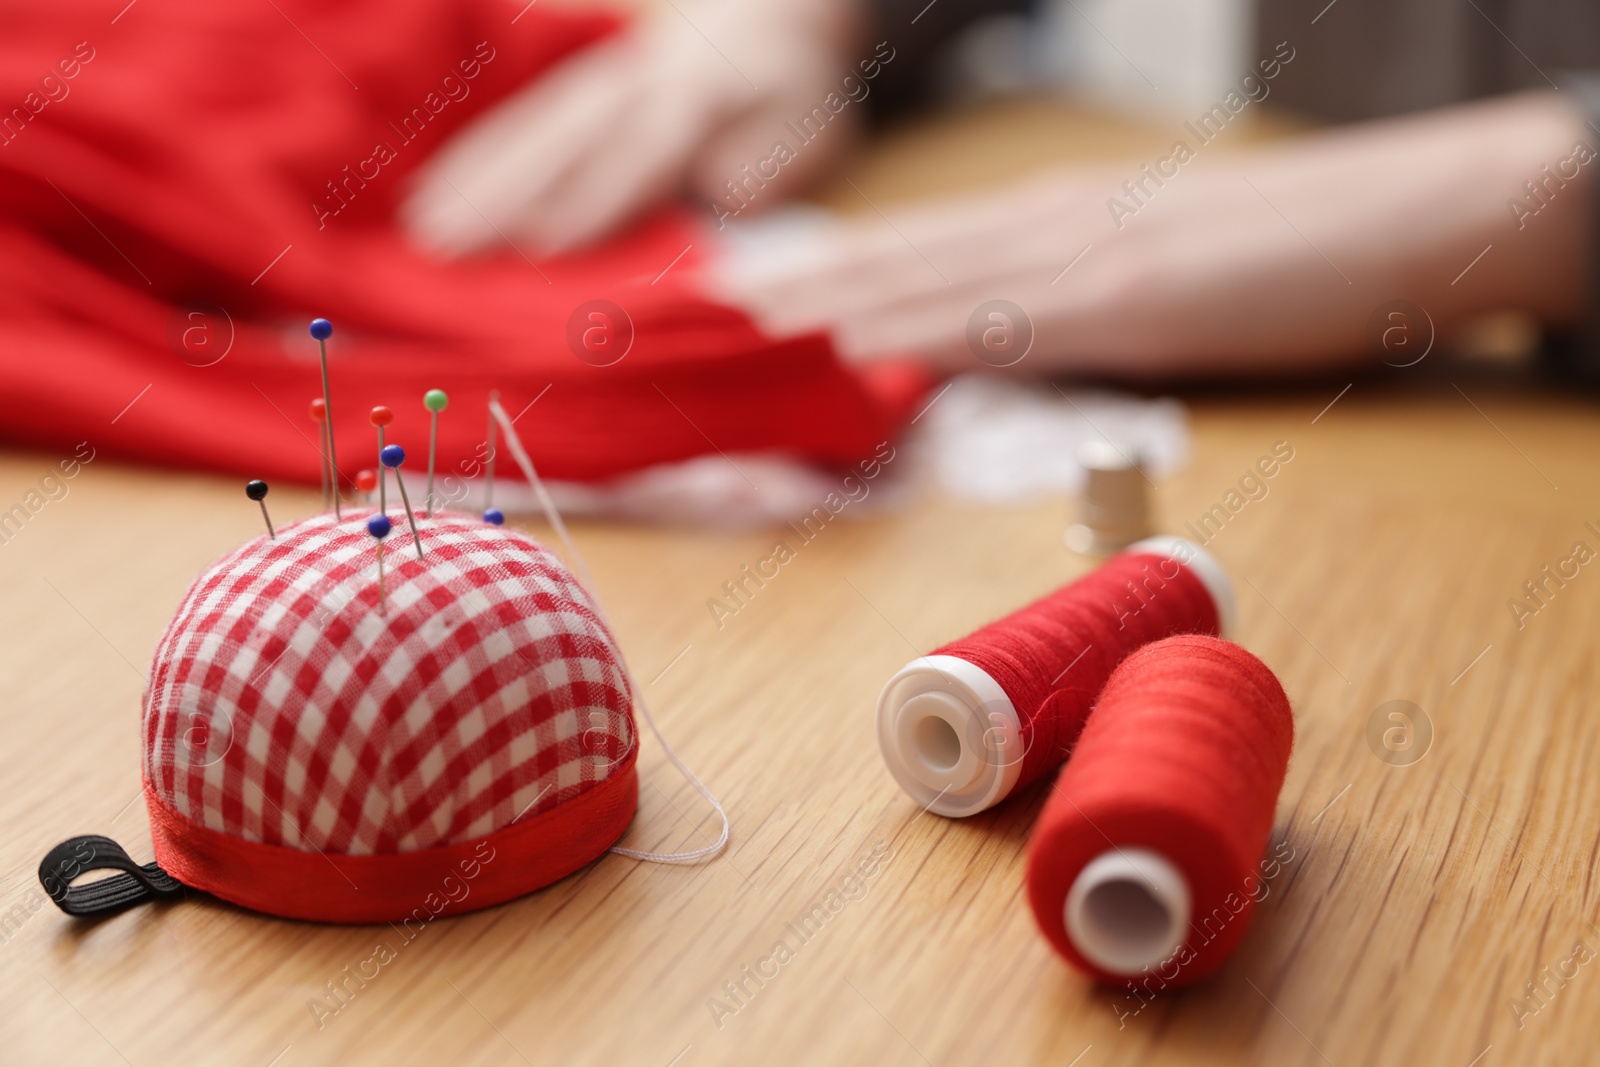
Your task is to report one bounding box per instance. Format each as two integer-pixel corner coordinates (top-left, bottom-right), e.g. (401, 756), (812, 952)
(875, 536), (1233, 817)
(485, 388), (500, 512)
(370, 405), (394, 512)
(244, 479), (274, 539)
(1026, 635), (1293, 986)
(59, 511), (640, 922)
(1065, 440), (1150, 555)
(38, 363), (729, 923)
(309, 397), (331, 510)
(309, 318), (339, 518)
(380, 443), (425, 560)
(424, 388), (448, 518)
(366, 512), (392, 614)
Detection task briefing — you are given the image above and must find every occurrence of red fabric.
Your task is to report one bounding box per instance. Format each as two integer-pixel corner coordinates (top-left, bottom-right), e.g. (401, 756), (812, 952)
(148, 752), (638, 924)
(1026, 635), (1294, 985)
(0, 0), (926, 484)
(935, 550), (1221, 797)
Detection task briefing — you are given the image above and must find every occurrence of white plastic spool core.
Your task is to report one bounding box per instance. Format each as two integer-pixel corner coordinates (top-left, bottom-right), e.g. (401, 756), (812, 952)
(875, 655), (1023, 817)
(1065, 848), (1191, 976)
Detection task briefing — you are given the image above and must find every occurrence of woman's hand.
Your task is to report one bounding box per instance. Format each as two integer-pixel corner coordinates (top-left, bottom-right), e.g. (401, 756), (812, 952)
(402, 0), (862, 257)
(710, 92), (1591, 376)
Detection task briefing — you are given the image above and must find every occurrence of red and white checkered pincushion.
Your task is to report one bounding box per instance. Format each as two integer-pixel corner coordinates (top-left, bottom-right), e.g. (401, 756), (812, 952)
(139, 510), (639, 921)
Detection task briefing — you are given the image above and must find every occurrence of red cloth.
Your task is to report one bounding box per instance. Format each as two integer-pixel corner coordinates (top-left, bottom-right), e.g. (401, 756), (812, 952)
(0, 0), (926, 484)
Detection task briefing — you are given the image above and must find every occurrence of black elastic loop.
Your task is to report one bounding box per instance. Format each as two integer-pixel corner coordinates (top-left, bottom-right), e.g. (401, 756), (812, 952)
(38, 835), (185, 917)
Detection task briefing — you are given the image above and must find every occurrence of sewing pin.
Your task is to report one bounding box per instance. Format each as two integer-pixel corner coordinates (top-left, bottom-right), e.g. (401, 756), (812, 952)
(245, 480), (275, 540)
(485, 388), (499, 514)
(380, 444), (425, 560)
(354, 469), (377, 500)
(423, 388), (448, 517)
(369, 406), (393, 512)
(309, 318), (340, 519)
(483, 508), (504, 526)
(367, 513), (392, 615)
(309, 398), (330, 510)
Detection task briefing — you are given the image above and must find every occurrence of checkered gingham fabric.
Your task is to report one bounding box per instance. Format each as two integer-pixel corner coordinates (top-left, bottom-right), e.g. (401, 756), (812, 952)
(143, 510), (636, 856)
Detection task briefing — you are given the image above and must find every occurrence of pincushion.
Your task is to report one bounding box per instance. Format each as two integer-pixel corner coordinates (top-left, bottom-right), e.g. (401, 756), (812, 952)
(132, 508), (637, 922)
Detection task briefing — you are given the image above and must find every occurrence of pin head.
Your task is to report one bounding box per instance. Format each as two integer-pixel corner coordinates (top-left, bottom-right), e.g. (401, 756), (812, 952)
(245, 479), (268, 501)
(355, 469), (377, 493)
(367, 514), (392, 539)
(483, 508), (504, 526)
(309, 318), (333, 341)
(380, 444), (406, 468)
(423, 389), (449, 413)
(369, 405), (393, 427)
(310, 398), (326, 422)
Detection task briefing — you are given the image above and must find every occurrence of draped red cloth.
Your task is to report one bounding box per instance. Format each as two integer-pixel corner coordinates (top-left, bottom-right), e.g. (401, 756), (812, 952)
(0, 0), (926, 485)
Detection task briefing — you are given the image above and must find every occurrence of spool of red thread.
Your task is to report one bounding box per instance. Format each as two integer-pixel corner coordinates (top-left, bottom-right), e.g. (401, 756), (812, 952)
(1027, 634), (1293, 985)
(875, 537), (1233, 816)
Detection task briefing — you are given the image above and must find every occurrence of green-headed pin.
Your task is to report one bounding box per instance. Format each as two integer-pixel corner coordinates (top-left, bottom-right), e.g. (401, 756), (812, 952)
(423, 388), (448, 518)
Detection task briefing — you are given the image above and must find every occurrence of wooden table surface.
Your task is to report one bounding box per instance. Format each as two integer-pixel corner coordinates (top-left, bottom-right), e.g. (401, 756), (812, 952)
(3, 99), (1599, 1067)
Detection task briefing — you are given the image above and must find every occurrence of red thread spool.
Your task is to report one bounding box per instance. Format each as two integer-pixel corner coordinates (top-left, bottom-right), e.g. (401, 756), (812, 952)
(1027, 635), (1293, 985)
(875, 537), (1233, 816)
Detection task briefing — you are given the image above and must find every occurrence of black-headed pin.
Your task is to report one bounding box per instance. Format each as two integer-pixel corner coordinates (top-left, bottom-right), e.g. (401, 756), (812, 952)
(246, 480), (275, 540)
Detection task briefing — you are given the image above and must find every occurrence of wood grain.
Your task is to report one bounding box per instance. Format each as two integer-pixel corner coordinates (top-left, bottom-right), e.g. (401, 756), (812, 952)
(2, 99), (1598, 1067)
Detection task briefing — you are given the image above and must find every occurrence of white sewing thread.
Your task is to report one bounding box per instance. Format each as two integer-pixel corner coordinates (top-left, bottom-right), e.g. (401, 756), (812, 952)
(488, 396), (729, 864)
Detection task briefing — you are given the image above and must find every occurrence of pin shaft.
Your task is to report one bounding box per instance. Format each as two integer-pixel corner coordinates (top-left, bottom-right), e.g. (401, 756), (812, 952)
(485, 389), (498, 508)
(394, 476), (425, 560)
(426, 411), (438, 518)
(377, 426), (387, 513)
(317, 337), (341, 519)
(317, 422), (329, 508)
(323, 421), (336, 511)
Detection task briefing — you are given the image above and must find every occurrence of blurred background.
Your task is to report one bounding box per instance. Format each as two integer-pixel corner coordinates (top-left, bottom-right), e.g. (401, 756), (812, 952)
(0, 0), (1593, 511)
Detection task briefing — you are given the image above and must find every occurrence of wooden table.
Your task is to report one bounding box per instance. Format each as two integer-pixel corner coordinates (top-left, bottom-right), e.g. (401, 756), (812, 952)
(3, 99), (1598, 1067)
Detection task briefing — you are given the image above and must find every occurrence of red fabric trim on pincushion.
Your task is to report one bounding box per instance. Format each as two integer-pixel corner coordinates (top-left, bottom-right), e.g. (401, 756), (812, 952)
(146, 749), (637, 923)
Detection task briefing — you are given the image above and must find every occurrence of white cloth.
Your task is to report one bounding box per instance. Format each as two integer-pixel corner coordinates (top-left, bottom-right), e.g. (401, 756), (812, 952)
(396, 374), (1188, 526)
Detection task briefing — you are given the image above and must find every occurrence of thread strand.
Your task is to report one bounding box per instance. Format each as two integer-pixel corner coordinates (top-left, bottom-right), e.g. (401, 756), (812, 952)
(489, 396), (729, 865)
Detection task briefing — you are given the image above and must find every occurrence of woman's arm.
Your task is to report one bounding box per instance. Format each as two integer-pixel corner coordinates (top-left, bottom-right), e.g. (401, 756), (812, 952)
(712, 91), (1593, 376)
